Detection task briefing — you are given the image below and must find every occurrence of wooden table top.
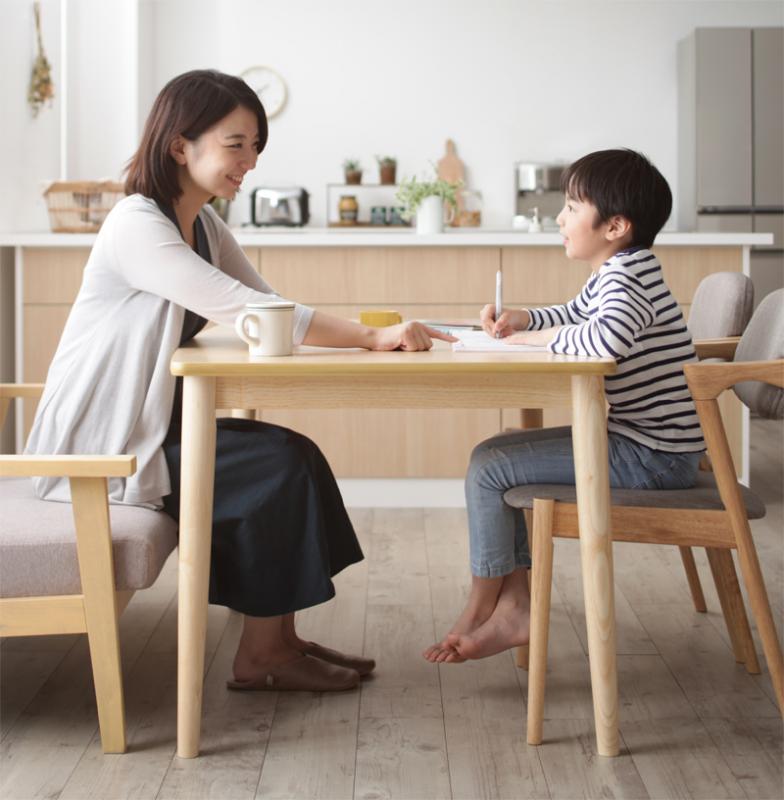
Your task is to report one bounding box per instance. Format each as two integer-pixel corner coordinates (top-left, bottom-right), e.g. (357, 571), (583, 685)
(171, 327), (616, 378)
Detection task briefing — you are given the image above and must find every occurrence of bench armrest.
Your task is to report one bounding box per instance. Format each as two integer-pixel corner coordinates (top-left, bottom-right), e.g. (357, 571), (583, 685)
(0, 455), (137, 478)
(0, 383), (45, 399)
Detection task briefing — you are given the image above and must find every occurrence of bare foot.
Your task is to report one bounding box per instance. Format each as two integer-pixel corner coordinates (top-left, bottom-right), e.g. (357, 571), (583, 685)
(448, 601), (530, 661)
(423, 604), (496, 663)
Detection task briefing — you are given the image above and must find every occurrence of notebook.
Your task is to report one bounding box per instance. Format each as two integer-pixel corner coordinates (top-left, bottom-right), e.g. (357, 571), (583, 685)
(451, 330), (546, 353)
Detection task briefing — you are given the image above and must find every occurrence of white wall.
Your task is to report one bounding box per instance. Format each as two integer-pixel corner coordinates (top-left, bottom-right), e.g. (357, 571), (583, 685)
(0, 0), (138, 232)
(3, 0), (783, 232)
(1, 0), (63, 231)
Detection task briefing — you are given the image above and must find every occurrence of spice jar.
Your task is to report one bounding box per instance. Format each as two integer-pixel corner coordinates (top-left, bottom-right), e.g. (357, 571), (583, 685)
(338, 195), (359, 224)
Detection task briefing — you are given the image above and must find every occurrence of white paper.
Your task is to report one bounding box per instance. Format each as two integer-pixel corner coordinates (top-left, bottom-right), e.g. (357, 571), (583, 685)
(451, 330), (547, 353)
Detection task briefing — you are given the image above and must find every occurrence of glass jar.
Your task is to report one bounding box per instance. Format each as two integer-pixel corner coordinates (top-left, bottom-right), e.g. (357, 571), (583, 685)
(370, 206), (388, 225)
(454, 189), (482, 227)
(338, 195), (358, 224)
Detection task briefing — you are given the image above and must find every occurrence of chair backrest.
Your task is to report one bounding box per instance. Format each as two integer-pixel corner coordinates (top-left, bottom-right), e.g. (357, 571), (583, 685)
(688, 272), (754, 339)
(733, 288), (784, 419)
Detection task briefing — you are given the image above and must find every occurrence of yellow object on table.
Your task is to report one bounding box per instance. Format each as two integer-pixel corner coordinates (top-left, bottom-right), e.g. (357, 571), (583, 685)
(359, 310), (402, 327)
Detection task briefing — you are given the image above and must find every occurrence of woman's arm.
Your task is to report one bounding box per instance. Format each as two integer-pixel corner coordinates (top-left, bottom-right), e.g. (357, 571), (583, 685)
(303, 311), (457, 351)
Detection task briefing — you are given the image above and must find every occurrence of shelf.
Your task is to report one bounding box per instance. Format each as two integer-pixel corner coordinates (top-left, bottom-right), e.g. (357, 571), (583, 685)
(327, 222), (411, 229)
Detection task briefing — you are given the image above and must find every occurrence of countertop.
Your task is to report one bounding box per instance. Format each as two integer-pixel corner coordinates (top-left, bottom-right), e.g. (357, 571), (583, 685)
(0, 228), (773, 248)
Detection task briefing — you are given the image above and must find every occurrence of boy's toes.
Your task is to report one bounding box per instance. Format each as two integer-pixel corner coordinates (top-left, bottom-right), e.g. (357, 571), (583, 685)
(442, 650), (466, 663)
(422, 644), (439, 661)
(423, 640), (450, 661)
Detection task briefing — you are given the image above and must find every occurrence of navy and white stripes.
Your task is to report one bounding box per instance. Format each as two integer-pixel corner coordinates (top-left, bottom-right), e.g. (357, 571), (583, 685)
(527, 248), (705, 453)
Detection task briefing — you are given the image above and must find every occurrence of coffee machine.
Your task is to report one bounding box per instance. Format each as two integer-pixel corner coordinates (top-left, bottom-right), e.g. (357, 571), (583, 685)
(515, 162), (566, 228)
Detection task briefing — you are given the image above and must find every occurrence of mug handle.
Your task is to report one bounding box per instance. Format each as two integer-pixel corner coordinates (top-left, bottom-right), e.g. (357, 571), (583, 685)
(235, 311), (261, 346)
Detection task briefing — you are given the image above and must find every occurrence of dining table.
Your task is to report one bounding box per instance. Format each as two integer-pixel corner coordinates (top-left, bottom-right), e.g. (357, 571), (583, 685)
(170, 326), (619, 758)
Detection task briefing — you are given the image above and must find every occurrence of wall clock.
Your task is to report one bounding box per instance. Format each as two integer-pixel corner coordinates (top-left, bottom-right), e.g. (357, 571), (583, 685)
(240, 66), (287, 119)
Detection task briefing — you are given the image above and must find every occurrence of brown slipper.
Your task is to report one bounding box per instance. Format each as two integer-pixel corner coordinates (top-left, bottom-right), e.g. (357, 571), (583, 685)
(302, 641), (376, 677)
(226, 654), (359, 692)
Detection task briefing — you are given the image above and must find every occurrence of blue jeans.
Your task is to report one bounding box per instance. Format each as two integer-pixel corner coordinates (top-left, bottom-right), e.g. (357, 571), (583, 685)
(465, 426), (702, 578)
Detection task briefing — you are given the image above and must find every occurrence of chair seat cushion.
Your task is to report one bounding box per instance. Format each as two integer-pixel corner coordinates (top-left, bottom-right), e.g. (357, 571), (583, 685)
(503, 471), (766, 519)
(0, 478), (178, 598)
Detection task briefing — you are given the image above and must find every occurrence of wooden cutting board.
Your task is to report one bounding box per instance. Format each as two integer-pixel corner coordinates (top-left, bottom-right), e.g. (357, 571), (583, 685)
(436, 139), (465, 185)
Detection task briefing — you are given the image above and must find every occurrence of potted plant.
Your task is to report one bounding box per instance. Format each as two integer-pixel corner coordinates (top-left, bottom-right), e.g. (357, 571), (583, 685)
(343, 159), (362, 185)
(376, 155), (397, 185)
(396, 175), (461, 234)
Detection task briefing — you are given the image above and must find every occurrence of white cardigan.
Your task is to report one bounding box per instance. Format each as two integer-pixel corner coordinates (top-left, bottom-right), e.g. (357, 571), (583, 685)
(25, 195), (314, 508)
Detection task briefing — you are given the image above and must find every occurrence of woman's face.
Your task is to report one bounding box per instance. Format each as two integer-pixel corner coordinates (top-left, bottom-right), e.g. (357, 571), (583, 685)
(177, 105), (260, 201)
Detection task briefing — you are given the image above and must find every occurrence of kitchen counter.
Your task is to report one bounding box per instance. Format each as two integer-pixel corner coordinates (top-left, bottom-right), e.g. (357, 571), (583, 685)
(6, 230), (756, 485)
(0, 229), (773, 248)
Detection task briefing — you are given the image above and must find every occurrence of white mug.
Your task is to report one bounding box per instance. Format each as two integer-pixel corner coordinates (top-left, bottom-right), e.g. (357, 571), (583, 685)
(235, 301), (295, 357)
(416, 195), (455, 234)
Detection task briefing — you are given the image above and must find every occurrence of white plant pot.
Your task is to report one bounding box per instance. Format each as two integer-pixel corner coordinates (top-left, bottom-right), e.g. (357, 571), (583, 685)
(416, 195), (446, 234)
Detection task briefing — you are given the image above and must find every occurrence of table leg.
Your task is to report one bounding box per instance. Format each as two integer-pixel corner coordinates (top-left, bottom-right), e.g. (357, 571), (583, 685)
(571, 374), (619, 757)
(177, 375), (216, 759)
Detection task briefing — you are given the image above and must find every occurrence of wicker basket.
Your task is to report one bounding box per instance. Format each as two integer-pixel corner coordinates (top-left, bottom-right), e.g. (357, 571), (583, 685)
(43, 180), (125, 233)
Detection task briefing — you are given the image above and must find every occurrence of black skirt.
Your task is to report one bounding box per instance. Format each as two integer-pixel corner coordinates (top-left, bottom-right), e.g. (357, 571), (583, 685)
(157, 203), (361, 617)
(162, 416), (363, 617)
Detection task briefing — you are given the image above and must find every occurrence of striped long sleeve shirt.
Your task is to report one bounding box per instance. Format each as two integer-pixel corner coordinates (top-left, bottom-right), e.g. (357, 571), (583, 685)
(527, 248), (705, 453)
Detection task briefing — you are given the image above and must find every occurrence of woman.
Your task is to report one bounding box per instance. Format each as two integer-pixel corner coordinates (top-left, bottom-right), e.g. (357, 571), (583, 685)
(26, 69), (454, 692)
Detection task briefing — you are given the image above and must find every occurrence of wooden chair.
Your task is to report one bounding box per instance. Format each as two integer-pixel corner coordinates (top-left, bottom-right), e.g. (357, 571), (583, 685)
(0, 384), (178, 753)
(505, 288), (784, 744)
(512, 271), (754, 671)
(676, 271), (755, 614)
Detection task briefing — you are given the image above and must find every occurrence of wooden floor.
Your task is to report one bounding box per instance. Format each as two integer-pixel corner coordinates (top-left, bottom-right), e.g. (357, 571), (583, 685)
(2, 420), (782, 800)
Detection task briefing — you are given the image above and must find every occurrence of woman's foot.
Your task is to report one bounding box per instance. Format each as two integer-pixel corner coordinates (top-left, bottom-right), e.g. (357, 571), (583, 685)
(228, 654), (359, 692)
(280, 613), (376, 676)
(302, 641), (376, 677)
(233, 642), (302, 684)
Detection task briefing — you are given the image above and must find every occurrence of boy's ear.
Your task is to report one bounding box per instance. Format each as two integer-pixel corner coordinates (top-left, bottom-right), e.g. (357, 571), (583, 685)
(169, 135), (188, 166)
(605, 215), (632, 242)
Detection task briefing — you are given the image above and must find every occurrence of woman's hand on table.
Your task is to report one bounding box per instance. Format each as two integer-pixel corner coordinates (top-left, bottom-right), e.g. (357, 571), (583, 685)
(370, 322), (458, 352)
(480, 305), (530, 338)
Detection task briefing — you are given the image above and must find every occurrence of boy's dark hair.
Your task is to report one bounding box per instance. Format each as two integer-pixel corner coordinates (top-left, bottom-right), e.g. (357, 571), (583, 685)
(560, 149), (672, 248)
(125, 69), (268, 205)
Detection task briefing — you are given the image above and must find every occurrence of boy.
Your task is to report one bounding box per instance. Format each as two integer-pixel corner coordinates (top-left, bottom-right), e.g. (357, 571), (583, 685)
(425, 148), (705, 664)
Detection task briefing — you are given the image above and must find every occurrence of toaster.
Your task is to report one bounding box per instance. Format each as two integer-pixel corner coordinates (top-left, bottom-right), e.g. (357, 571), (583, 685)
(250, 187), (309, 226)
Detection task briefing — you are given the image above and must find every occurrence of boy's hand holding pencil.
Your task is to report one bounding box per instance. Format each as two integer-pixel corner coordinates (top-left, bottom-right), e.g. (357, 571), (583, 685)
(479, 305), (530, 339)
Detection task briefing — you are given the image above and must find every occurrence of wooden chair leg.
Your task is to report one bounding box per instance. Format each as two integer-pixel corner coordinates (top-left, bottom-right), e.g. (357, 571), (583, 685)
(527, 498), (555, 746)
(679, 546), (707, 613)
(706, 548), (761, 673)
(70, 477), (127, 754)
(696, 399), (783, 713)
(231, 408), (257, 420)
(516, 512), (533, 670)
(520, 409), (544, 429)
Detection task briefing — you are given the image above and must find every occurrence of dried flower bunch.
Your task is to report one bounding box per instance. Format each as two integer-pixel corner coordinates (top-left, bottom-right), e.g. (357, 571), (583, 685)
(28, 2), (54, 117)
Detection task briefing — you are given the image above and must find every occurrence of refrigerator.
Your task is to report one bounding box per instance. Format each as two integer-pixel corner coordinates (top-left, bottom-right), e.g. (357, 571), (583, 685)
(678, 27), (784, 304)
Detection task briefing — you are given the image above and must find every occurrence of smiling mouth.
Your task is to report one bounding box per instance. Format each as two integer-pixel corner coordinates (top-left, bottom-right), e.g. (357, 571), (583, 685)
(227, 174), (243, 188)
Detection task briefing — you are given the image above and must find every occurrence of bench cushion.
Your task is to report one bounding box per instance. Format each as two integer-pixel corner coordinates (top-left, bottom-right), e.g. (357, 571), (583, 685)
(503, 470), (766, 519)
(0, 478), (178, 598)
